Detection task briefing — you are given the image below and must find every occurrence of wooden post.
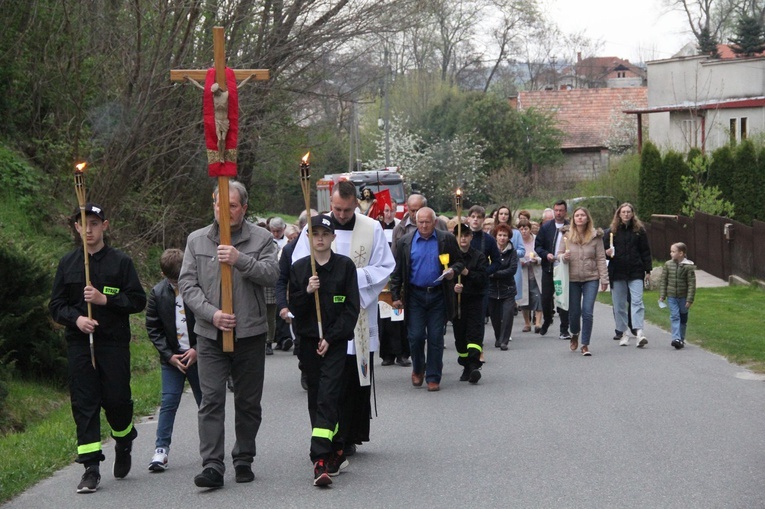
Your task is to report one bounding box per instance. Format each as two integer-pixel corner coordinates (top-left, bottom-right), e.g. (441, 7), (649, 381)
(171, 26), (269, 352)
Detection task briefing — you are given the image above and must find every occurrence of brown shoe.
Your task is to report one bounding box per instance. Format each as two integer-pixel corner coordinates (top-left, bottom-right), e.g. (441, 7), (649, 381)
(427, 382), (440, 392)
(411, 372), (424, 387)
(581, 345), (591, 356)
(570, 333), (579, 351)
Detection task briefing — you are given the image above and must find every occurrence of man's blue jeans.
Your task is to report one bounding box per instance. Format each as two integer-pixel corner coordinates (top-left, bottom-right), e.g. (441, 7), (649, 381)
(407, 287), (446, 384)
(611, 279), (645, 333)
(568, 280), (599, 345)
(155, 360), (202, 450)
(667, 297), (688, 340)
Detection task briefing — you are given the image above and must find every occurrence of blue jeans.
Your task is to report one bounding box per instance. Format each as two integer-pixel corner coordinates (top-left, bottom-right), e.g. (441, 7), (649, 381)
(407, 287), (446, 384)
(667, 297), (689, 340)
(155, 360), (202, 450)
(568, 280), (599, 345)
(611, 279), (645, 332)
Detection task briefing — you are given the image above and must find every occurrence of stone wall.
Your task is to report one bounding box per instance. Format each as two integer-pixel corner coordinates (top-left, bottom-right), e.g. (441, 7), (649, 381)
(554, 150), (609, 185)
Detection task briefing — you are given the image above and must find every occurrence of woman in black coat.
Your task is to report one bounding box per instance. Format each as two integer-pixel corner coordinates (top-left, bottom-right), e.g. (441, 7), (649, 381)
(488, 223), (519, 350)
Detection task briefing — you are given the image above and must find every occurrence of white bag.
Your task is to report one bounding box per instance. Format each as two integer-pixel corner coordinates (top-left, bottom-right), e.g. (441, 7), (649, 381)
(553, 256), (569, 311)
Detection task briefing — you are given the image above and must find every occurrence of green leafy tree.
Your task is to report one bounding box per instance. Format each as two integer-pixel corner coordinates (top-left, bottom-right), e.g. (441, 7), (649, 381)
(663, 150), (689, 215)
(708, 144), (736, 204)
(732, 139), (758, 223)
(638, 141), (663, 218)
(729, 13), (765, 56)
(681, 156), (735, 217)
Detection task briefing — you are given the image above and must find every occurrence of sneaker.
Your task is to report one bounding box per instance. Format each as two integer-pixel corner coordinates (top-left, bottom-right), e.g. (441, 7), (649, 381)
(344, 443), (357, 457)
(313, 459), (332, 486)
(194, 467), (224, 488)
(235, 464), (255, 483)
(282, 339), (293, 352)
(265, 343), (274, 355)
(559, 331), (572, 340)
(619, 336), (629, 346)
(468, 368), (482, 385)
(671, 339), (684, 350)
(327, 451), (349, 477)
(613, 331), (624, 340)
(459, 366), (471, 382)
(395, 356), (412, 367)
(148, 447), (168, 472)
(637, 337), (648, 348)
(77, 466), (101, 493)
(581, 345), (592, 356)
(113, 441), (132, 479)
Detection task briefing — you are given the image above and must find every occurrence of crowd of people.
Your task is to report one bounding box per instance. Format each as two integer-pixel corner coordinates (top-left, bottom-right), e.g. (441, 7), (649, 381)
(49, 183), (697, 493)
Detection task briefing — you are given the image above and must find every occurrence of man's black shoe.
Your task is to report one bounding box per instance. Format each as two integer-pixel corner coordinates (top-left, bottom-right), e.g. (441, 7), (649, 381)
(540, 322), (551, 336)
(113, 441), (132, 479)
(265, 343), (274, 355)
(459, 366), (471, 382)
(282, 339), (293, 352)
(77, 466), (101, 493)
(235, 465), (254, 483)
(468, 367), (482, 384)
(195, 467), (224, 488)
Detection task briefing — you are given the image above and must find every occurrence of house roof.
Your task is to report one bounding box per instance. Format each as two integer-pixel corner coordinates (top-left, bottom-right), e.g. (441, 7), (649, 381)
(624, 95), (765, 114)
(561, 56), (647, 83)
(517, 88), (648, 149)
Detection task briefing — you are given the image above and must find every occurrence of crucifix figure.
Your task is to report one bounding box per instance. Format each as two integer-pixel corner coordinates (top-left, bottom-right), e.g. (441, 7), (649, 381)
(170, 26), (269, 352)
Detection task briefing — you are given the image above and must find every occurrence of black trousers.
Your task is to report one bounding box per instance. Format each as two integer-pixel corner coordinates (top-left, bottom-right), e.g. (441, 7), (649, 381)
(488, 296), (516, 345)
(338, 352), (373, 447)
(541, 270), (569, 333)
(299, 337), (347, 462)
(453, 295), (485, 367)
(68, 341), (136, 465)
(378, 316), (409, 360)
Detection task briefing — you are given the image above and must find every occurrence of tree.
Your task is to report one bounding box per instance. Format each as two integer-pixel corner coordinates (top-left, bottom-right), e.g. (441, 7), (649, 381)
(697, 25), (722, 56)
(663, 151), (690, 215)
(681, 155), (735, 217)
(732, 138), (758, 223)
(639, 141), (664, 218)
(729, 12), (765, 55)
(708, 144), (736, 203)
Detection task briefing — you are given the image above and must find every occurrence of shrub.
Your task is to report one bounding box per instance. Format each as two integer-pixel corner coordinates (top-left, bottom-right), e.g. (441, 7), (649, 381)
(663, 151), (688, 215)
(639, 141), (663, 218)
(732, 139), (758, 224)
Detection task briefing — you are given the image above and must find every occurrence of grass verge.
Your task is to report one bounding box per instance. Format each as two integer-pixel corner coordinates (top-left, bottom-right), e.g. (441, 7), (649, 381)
(598, 285), (765, 371)
(0, 316), (161, 503)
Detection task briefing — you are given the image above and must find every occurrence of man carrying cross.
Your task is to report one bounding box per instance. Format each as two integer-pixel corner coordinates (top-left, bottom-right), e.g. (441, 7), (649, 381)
(179, 180), (279, 488)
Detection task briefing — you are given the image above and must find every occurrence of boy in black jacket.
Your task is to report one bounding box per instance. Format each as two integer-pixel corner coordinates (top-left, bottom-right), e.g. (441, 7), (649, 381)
(452, 224), (488, 384)
(145, 248), (202, 472)
(49, 203), (146, 493)
(288, 215), (360, 487)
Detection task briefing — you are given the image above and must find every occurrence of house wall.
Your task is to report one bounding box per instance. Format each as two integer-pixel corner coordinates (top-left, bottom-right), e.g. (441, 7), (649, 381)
(556, 150), (610, 184)
(646, 56), (765, 152)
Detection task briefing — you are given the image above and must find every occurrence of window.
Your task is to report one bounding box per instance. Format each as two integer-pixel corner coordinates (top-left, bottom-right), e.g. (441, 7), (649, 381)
(741, 117), (748, 140)
(730, 118), (737, 144)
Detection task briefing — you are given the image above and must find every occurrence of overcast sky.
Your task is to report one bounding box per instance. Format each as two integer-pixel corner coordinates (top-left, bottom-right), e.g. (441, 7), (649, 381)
(544, 0), (694, 63)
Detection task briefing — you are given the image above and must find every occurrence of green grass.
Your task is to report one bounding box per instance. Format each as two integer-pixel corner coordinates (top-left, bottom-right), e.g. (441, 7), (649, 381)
(0, 317), (162, 503)
(598, 285), (765, 371)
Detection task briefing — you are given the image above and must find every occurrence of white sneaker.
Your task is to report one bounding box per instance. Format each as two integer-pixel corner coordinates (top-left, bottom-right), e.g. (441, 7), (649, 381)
(636, 330), (647, 348)
(619, 336), (629, 346)
(148, 448), (168, 472)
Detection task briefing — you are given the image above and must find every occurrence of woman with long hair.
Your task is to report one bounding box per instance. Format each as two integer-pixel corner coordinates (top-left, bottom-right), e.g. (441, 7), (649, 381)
(606, 203), (652, 347)
(559, 207), (609, 356)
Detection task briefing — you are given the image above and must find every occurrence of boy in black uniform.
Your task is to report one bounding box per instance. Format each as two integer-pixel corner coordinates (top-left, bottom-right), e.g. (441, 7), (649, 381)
(288, 215), (360, 487)
(452, 224), (488, 384)
(49, 203), (147, 493)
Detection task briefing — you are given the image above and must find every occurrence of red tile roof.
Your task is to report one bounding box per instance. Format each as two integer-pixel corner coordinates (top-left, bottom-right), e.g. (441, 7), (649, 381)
(517, 88), (648, 149)
(716, 43), (765, 58)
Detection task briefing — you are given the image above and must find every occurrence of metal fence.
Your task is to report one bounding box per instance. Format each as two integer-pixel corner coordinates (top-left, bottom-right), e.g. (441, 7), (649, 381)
(646, 213), (764, 282)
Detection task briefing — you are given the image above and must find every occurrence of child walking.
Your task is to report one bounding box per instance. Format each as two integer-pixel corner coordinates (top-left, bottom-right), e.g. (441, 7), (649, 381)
(145, 248), (202, 471)
(659, 242), (696, 349)
(288, 215), (360, 486)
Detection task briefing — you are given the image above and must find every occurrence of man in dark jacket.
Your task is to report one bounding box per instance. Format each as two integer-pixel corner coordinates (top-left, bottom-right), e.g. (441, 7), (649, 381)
(534, 200), (571, 339)
(390, 207), (464, 392)
(49, 203), (147, 493)
(145, 248), (202, 472)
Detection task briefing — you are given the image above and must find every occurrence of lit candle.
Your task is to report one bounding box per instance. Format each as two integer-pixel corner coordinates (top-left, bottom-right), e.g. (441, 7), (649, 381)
(610, 232), (614, 248)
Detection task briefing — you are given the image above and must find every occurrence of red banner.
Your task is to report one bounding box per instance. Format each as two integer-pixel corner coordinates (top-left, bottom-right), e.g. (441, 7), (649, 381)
(203, 68), (238, 177)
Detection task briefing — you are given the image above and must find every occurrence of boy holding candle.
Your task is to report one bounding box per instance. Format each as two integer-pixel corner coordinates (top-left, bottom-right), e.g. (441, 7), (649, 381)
(288, 215), (360, 486)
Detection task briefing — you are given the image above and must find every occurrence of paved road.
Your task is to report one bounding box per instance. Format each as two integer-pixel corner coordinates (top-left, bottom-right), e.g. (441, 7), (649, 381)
(5, 301), (765, 509)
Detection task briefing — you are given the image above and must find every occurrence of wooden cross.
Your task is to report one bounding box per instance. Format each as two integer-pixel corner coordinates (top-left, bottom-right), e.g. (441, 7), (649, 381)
(171, 26), (269, 352)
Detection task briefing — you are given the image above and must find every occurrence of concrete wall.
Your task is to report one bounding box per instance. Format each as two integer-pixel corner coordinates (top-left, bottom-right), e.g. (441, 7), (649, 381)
(555, 150), (610, 185)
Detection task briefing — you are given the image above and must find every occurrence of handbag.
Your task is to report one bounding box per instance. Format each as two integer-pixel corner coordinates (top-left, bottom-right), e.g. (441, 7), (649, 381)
(553, 255), (569, 311)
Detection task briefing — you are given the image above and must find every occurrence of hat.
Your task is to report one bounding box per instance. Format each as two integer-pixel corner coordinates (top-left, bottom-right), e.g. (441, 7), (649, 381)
(311, 215), (334, 233)
(73, 203), (106, 222)
(453, 223), (472, 236)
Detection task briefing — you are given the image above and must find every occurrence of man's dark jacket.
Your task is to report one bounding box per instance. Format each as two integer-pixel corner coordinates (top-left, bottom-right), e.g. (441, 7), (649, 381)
(534, 219), (570, 274)
(390, 229), (465, 321)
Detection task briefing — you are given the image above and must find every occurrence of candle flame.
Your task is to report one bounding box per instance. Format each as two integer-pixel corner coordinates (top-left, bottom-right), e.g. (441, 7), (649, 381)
(456, 188), (462, 196)
(75, 162), (87, 172)
(302, 152), (310, 164)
